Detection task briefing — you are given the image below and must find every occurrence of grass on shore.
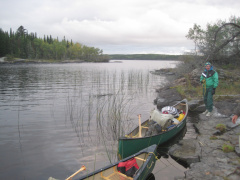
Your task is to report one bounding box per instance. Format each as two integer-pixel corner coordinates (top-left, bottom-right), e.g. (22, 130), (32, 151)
(173, 75), (240, 101)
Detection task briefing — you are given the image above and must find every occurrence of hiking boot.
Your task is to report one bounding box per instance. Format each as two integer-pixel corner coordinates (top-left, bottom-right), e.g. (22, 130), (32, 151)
(202, 110), (208, 115)
(206, 111), (212, 117)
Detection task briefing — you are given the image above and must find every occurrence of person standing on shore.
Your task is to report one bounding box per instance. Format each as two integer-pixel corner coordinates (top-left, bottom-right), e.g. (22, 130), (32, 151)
(200, 62), (219, 116)
(232, 104), (240, 124)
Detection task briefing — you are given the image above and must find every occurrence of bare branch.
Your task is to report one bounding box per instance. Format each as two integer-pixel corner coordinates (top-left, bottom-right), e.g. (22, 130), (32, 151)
(213, 23), (240, 55)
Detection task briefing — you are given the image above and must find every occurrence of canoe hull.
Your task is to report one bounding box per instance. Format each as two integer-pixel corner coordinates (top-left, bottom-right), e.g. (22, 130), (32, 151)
(79, 144), (157, 180)
(118, 99), (188, 159)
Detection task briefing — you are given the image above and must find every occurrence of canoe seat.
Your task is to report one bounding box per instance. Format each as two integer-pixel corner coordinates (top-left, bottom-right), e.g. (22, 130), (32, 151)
(100, 167), (133, 180)
(101, 172), (133, 180)
(135, 157), (146, 161)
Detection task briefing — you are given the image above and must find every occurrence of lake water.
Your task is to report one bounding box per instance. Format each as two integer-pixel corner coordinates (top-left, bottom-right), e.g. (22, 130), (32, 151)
(0, 60), (185, 180)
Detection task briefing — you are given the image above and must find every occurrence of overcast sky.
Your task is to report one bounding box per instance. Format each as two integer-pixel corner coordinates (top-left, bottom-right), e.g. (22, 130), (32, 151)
(1, 0), (240, 54)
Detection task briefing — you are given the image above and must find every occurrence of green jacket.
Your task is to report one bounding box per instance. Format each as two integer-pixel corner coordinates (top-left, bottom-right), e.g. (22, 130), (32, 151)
(200, 69), (219, 88)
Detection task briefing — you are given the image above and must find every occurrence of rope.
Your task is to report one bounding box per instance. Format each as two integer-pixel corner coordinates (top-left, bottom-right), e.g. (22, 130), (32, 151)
(125, 133), (139, 138)
(148, 152), (160, 161)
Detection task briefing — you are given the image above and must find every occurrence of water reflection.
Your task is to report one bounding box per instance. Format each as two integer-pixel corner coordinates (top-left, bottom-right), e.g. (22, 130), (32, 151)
(0, 61), (178, 179)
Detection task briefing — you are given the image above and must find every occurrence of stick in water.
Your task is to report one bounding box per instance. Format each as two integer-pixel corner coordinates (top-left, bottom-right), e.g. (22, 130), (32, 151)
(138, 114), (142, 137)
(66, 165), (86, 180)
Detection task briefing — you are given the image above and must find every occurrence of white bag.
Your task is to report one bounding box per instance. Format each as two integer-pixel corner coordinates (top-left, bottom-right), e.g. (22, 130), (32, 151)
(172, 118), (179, 124)
(161, 106), (179, 117)
(150, 109), (173, 127)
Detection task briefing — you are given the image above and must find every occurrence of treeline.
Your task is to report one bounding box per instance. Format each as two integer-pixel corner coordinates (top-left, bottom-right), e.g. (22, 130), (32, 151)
(186, 15), (240, 65)
(109, 54), (181, 60)
(0, 25), (109, 62)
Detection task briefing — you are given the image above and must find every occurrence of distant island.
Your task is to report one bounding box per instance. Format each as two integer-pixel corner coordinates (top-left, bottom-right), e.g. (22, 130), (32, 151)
(108, 54), (182, 60)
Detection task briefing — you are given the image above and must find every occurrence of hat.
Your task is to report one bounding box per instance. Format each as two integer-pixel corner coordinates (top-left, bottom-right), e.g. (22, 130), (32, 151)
(205, 62), (211, 66)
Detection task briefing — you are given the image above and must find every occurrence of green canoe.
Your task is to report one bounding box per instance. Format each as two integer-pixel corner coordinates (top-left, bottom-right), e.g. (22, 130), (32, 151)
(78, 144), (157, 180)
(118, 99), (188, 159)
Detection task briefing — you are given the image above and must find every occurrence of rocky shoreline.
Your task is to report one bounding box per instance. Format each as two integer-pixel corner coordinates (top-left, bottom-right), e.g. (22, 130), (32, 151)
(154, 74), (240, 180)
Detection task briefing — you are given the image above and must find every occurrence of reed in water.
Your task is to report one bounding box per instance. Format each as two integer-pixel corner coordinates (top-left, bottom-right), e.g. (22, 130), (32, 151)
(64, 69), (152, 162)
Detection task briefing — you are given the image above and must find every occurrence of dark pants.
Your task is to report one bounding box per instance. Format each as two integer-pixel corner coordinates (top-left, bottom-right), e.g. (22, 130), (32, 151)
(203, 87), (213, 112)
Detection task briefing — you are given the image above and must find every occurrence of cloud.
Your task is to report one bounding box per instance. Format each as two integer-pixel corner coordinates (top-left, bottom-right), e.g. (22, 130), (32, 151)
(0, 0), (240, 54)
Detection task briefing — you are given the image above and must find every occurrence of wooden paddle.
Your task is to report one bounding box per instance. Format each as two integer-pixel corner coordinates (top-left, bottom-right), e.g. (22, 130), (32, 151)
(66, 165), (86, 180)
(138, 114), (142, 137)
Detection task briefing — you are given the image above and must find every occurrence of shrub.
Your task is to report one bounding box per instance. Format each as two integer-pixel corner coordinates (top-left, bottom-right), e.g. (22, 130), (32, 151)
(174, 54), (202, 78)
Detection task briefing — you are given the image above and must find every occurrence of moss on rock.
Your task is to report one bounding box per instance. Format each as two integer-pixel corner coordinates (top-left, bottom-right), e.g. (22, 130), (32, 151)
(216, 124), (226, 133)
(222, 144), (234, 153)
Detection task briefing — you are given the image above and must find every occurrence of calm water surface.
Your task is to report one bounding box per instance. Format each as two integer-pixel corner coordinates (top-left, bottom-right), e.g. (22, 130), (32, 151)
(0, 60), (182, 180)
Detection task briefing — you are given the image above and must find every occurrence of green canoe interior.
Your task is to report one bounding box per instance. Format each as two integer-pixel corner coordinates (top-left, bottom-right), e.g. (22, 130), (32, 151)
(81, 152), (153, 180)
(126, 101), (187, 138)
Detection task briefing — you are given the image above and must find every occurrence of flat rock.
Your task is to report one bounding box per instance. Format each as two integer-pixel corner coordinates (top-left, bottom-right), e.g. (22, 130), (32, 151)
(235, 145), (240, 156)
(166, 72), (175, 75)
(215, 101), (239, 116)
(182, 115), (240, 179)
(227, 122), (240, 129)
(169, 139), (201, 166)
(188, 100), (203, 111)
(154, 87), (182, 109)
(227, 118), (240, 129)
(193, 104), (206, 112)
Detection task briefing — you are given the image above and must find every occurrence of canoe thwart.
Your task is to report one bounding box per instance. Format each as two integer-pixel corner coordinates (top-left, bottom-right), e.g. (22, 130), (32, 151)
(134, 157), (146, 161)
(138, 114), (142, 137)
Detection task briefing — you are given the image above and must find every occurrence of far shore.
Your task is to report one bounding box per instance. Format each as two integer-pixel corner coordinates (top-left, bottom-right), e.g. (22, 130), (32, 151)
(0, 57), (110, 64)
(0, 57), (181, 65)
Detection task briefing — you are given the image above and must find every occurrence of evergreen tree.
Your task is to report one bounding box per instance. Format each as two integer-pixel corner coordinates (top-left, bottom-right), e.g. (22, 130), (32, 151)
(10, 28), (13, 37)
(66, 40), (70, 48)
(49, 35), (53, 44)
(47, 35), (49, 44)
(0, 25), (107, 61)
(0, 29), (8, 57)
(16, 25), (26, 38)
